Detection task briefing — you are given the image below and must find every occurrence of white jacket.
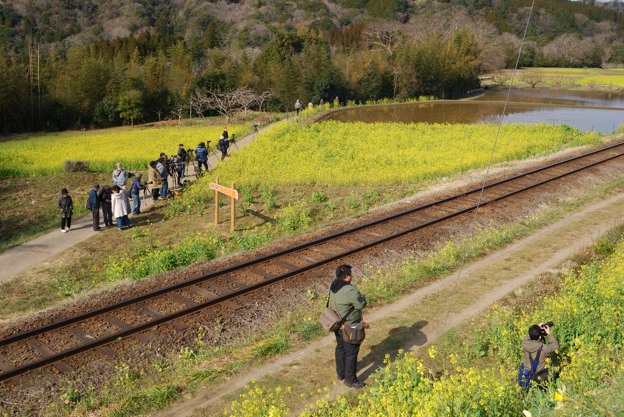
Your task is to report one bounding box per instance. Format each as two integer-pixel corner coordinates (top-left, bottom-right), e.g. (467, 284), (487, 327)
(112, 190), (130, 218)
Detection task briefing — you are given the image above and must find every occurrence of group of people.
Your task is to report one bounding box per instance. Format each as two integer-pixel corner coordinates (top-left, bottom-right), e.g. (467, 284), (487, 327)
(325, 264), (559, 391)
(295, 97), (340, 115)
(58, 128), (235, 233)
(89, 163), (133, 231)
(57, 163), (135, 233)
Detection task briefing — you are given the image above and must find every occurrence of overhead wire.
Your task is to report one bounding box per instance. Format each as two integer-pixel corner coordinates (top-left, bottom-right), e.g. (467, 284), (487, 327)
(440, 0), (538, 335)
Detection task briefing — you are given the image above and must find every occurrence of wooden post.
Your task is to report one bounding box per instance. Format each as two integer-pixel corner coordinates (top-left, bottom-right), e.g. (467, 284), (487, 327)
(214, 177), (219, 225)
(231, 182), (236, 232)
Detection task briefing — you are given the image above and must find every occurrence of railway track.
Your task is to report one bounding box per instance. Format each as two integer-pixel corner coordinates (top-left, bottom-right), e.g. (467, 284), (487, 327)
(1, 140), (623, 383)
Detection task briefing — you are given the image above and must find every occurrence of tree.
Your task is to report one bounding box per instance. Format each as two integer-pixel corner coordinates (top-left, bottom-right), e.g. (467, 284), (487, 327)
(118, 89), (143, 126)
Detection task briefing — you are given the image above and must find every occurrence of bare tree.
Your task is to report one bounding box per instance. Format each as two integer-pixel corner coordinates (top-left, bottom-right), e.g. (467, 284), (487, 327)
(206, 90), (240, 123)
(232, 87), (257, 117)
(256, 90), (272, 112)
(190, 90), (211, 119)
(171, 103), (185, 124)
(364, 29), (401, 57)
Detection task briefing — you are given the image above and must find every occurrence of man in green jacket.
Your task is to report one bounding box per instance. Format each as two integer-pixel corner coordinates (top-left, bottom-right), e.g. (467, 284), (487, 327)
(329, 264), (367, 389)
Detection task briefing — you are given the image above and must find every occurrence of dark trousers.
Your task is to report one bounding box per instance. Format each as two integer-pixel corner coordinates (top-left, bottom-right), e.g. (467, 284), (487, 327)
(91, 207), (100, 230)
(197, 160), (208, 173)
(102, 202), (112, 226)
(334, 330), (361, 383)
(61, 217), (72, 229)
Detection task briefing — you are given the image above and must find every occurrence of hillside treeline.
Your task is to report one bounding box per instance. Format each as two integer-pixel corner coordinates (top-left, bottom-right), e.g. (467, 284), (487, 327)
(2, 0), (624, 134)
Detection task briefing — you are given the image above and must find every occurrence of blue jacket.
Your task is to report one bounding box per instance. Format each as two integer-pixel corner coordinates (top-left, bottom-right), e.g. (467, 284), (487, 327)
(130, 177), (147, 196)
(195, 145), (208, 161)
(89, 189), (101, 208)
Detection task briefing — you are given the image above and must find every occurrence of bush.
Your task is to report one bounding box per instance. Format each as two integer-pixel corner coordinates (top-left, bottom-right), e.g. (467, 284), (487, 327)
(63, 160), (90, 172)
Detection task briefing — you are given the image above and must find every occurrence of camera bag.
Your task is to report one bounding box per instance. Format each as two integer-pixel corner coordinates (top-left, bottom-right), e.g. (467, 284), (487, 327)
(341, 323), (366, 344)
(517, 346), (542, 390)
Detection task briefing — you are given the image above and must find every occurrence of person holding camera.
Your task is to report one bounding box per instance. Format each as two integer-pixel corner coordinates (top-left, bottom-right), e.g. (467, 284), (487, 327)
(329, 264), (367, 389)
(522, 322), (559, 384)
(130, 174), (148, 215)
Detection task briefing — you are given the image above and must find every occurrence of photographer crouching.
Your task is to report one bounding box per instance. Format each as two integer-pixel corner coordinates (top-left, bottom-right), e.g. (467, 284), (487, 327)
(521, 322), (559, 387)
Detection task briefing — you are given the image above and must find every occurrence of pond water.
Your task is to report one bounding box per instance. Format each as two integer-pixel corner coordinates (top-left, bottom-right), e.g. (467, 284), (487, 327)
(321, 89), (624, 133)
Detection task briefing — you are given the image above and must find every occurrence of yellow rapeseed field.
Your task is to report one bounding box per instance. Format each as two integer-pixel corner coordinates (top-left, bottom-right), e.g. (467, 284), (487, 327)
(0, 123), (250, 177)
(210, 121), (599, 186)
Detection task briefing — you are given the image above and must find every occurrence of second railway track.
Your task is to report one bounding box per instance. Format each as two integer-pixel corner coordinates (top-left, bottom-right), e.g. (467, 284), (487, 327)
(2, 140), (624, 383)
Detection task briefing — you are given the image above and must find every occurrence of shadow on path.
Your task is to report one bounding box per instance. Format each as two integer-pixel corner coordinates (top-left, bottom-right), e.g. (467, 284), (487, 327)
(357, 320), (428, 382)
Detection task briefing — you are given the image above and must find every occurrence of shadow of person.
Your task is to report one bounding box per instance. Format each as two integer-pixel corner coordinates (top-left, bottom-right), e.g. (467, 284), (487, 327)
(356, 320), (428, 383)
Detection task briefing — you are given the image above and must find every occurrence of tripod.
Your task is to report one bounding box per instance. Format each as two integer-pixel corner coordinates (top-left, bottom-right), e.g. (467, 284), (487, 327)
(229, 134), (239, 150)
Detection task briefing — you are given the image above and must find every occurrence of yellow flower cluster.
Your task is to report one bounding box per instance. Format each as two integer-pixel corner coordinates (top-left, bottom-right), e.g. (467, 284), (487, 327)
(225, 381), (290, 417)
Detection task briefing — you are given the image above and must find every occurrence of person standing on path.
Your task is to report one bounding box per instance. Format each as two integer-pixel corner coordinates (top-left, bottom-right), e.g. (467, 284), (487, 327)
(148, 161), (161, 200)
(177, 144), (188, 179)
(329, 264), (367, 389)
(112, 185), (130, 230)
(130, 174), (147, 215)
(88, 184), (101, 231)
(295, 99), (302, 115)
(99, 184), (113, 227)
(218, 135), (229, 161)
(156, 155), (169, 199)
(58, 188), (73, 232)
(112, 163), (128, 190)
(195, 142), (209, 175)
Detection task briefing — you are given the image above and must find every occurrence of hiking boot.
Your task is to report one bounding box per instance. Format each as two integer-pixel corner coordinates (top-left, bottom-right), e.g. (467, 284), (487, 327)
(344, 380), (364, 389)
(61, 228), (66, 233)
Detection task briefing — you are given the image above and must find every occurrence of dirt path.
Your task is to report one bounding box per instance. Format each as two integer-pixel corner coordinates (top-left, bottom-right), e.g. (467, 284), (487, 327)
(0, 127), (265, 283)
(154, 191), (624, 417)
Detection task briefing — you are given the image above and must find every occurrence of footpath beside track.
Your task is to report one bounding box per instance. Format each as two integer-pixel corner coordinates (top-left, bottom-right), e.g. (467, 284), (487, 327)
(1, 140), (623, 383)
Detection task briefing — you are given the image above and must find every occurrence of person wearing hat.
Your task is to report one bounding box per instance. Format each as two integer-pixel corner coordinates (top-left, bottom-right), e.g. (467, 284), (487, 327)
(58, 188), (73, 232)
(195, 142), (209, 174)
(130, 174), (148, 215)
(88, 184), (102, 231)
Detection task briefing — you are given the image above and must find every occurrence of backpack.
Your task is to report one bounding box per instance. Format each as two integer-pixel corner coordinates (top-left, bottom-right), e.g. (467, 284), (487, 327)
(216, 141), (222, 152)
(517, 346), (542, 390)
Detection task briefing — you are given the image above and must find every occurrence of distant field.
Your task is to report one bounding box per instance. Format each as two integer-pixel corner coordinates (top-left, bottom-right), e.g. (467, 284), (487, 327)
(209, 121), (601, 187)
(0, 123), (251, 178)
(493, 67), (624, 88)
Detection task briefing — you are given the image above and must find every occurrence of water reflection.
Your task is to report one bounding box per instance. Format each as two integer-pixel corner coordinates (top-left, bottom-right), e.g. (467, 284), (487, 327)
(321, 89), (624, 133)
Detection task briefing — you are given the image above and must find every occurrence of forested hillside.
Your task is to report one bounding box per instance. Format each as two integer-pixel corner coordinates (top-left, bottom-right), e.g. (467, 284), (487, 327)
(1, 0), (624, 134)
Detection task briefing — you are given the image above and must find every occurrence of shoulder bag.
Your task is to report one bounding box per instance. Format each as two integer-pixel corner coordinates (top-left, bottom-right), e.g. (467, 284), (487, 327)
(319, 291), (354, 332)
